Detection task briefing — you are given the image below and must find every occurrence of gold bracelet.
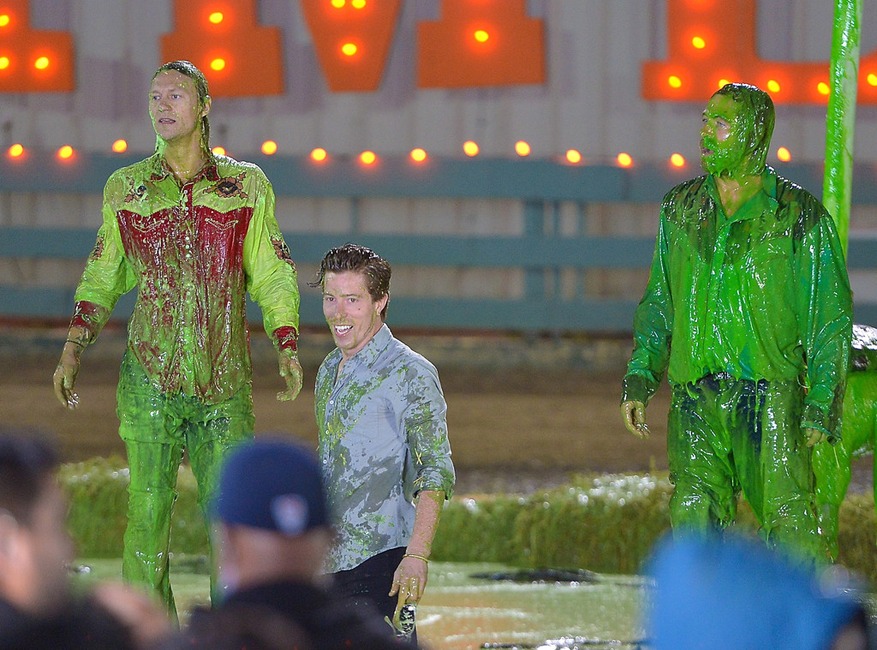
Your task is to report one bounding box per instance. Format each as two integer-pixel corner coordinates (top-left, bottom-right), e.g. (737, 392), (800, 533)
(65, 339), (85, 347)
(403, 553), (429, 563)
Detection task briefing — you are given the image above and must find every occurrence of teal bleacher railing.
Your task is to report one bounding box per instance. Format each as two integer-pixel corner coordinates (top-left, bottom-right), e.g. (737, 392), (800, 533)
(2, 154), (875, 332)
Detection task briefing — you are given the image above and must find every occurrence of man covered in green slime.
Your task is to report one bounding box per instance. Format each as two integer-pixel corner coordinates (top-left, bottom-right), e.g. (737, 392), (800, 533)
(52, 61), (303, 619)
(620, 83), (852, 562)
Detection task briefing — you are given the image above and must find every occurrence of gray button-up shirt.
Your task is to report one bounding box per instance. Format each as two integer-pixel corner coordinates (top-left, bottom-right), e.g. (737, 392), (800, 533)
(315, 324), (455, 572)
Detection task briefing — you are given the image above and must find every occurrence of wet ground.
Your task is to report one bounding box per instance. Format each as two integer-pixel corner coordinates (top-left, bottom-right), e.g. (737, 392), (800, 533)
(7, 324), (874, 648)
(77, 558), (649, 650)
(1, 326), (670, 489)
(2, 324), (872, 496)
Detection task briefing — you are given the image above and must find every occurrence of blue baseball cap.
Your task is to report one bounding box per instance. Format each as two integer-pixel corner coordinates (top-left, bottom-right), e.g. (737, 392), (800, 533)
(213, 438), (329, 536)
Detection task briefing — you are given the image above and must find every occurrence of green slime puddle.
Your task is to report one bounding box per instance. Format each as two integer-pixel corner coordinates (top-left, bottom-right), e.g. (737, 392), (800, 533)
(74, 559), (648, 649)
(424, 562), (647, 648)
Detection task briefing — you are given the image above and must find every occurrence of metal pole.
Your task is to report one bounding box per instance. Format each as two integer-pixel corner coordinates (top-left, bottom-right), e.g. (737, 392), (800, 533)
(822, 0), (862, 258)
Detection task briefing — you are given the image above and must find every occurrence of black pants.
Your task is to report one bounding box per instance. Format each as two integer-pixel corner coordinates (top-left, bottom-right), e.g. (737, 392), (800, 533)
(331, 547), (414, 637)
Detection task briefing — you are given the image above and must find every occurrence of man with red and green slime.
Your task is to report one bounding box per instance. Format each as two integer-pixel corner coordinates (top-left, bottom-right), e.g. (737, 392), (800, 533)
(52, 61), (303, 619)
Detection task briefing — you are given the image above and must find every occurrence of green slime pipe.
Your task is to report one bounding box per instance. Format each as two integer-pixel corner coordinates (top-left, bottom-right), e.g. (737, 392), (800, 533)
(822, 0), (861, 257)
(812, 0), (863, 561)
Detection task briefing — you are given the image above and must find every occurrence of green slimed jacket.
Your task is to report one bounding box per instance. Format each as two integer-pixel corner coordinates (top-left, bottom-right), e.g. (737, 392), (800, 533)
(622, 167), (852, 440)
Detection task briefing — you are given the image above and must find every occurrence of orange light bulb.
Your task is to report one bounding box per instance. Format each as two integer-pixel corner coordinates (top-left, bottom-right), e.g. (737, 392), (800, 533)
(616, 152), (633, 168)
(514, 140), (531, 157)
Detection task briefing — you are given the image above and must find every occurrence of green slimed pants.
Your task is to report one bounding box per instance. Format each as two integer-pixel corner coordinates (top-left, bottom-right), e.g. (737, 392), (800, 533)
(116, 351), (254, 620)
(667, 374), (827, 564)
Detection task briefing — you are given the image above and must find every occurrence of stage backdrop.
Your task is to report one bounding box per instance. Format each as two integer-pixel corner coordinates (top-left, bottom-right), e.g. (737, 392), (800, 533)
(1, 0), (876, 331)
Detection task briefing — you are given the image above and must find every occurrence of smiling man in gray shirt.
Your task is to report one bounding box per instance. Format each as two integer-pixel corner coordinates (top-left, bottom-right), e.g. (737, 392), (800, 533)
(312, 243), (455, 639)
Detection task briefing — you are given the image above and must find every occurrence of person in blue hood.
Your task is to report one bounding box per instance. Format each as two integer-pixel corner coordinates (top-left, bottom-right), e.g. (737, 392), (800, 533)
(646, 533), (872, 649)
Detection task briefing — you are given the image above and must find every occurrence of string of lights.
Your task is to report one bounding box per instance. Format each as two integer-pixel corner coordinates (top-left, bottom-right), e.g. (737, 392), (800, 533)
(3, 141), (799, 168)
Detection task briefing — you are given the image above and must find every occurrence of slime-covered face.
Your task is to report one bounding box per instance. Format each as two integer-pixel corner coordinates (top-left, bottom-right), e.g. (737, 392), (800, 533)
(149, 70), (209, 146)
(700, 93), (750, 177)
(322, 270), (388, 361)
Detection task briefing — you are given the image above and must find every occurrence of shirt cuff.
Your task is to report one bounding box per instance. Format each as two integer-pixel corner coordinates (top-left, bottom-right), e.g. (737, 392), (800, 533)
(800, 403), (837, 444)
(414, 470), (455, 501)
(69, 300), (110, 345)
(272, 325), (298, 352)
(621, 373), (653, 405)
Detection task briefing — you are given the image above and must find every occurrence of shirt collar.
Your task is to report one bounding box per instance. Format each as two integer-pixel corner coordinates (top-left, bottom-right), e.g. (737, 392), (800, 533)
(707, 166), (779, 222)
(147, 151), (220, 183)
(357, 323), (392, 365)
(336, 323), (392, 370)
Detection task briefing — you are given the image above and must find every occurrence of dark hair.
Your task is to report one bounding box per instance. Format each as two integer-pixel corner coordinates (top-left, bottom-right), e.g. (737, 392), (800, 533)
(309, 243), (392, 320)
(152, 60), (212, 155)
(0, 430), (59, 525)
(713, 82), (775, 175)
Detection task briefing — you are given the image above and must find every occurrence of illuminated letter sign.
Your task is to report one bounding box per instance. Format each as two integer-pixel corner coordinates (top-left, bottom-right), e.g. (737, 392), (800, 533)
(161, 0), (284, 96)
(300, 0), (402, 92)
(417, 0), (545, 88)
(642, 0), (877, 104)
(0, 0), (74, 92)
